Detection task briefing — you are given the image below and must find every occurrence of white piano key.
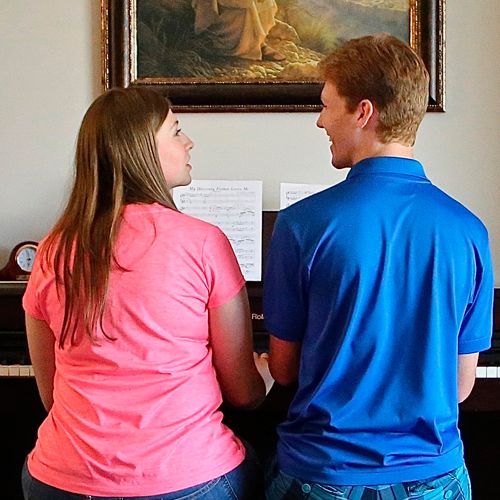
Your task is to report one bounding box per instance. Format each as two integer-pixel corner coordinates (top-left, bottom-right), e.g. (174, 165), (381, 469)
(19, 365), (32, 377)
(29, 366), (35, 377)
(8, 365), (20, 376)
(476, 366), (487, 378)
(486, 366), (498, 378)
(0, 366), (9, 376)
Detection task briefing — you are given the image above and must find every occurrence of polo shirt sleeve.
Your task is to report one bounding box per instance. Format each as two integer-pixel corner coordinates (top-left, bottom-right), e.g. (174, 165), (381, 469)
(263, 212), (307, 342)
(458, 233), (494, 354)
(204, 226), (245, 309)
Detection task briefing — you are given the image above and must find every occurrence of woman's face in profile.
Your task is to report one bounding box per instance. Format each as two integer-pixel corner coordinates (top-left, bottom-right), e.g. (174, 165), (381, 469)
(155, 110), (194, 189)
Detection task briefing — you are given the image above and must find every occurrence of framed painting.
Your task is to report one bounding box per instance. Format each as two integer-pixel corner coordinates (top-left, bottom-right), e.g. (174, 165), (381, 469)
(101, 0), (445, 112)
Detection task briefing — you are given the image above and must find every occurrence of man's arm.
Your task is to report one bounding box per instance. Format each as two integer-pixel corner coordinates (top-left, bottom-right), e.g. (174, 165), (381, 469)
(458, 352), (479, 403)
(268, 335), (301, 386)
(264, 213), (305, 386)
(25, 314), (55, 411)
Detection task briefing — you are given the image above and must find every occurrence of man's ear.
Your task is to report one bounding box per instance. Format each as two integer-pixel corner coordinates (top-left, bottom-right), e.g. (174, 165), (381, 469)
(356, 99), (376, 129)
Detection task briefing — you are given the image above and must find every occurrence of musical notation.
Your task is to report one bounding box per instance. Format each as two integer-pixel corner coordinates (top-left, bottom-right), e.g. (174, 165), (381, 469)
(173, 180), (263, 281)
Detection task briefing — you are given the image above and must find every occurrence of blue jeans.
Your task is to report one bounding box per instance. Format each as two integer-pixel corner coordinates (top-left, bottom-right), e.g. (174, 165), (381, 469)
(22, 448), (264, 500)
(265, 464), (471, 499)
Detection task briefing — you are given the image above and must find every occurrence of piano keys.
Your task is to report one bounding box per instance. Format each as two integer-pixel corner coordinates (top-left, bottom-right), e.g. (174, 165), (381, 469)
(0, 281), (32, 377)
(475, 366), (500, 378)
(1, 282), (500, 377)
(0, 364), (34, 377)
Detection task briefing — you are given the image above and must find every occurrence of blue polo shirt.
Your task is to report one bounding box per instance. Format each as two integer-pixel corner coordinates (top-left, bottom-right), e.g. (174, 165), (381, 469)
(264, 157), (493, 485)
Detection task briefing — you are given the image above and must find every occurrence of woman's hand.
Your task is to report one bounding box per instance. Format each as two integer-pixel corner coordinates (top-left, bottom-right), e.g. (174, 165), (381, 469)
(253, 352), (274, 395)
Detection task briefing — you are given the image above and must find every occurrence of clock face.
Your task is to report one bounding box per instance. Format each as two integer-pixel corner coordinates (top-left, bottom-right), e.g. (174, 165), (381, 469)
(15, 244), (37, 272)
(0, 241), (38, 281)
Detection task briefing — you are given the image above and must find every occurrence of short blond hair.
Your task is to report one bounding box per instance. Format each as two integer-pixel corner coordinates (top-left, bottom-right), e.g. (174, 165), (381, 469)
(319, 33), (429, 146)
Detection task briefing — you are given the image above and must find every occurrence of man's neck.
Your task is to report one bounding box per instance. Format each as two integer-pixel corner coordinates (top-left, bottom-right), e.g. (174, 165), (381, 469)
(352, 142), (414, 166)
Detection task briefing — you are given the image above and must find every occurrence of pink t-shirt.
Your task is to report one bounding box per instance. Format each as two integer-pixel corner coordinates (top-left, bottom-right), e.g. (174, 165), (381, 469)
(23, 203), (247, 496)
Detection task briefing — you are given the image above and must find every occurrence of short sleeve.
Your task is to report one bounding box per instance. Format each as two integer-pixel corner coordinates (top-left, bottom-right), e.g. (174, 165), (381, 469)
(203, 227), (245, 309)
(263, 212), (307, 341)
(458, 232), (494, 354)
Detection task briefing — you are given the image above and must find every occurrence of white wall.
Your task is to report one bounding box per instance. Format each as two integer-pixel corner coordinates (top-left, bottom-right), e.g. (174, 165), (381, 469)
(0, 0), (102, 262)
(1, 1), (499, 285)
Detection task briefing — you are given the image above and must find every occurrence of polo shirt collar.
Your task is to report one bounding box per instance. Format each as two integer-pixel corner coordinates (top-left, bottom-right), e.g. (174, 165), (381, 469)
(346, 156), (427, 181)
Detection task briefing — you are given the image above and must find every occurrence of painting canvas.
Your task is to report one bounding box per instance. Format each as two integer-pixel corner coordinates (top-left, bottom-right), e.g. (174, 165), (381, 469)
(103, 0), (444, 111)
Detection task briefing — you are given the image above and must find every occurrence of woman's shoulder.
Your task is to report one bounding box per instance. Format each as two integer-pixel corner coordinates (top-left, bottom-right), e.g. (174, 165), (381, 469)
(125, 203), (223, 237)
(169, 208), (223, 237)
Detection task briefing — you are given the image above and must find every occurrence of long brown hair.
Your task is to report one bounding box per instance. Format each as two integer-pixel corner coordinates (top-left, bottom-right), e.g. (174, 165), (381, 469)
(42, 87), (176, 347)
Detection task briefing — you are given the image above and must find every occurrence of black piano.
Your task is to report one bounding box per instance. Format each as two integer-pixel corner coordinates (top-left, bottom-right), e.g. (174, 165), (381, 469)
(1, 212), (499, 498)
(0, 281), (46, 499)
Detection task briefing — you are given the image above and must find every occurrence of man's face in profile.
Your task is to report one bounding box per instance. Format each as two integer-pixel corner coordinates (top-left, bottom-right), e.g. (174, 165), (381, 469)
(316, 80), (359, 170)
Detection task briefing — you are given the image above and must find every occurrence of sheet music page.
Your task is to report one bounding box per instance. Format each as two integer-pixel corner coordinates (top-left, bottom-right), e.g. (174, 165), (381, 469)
(173, 180), (263, 281)
(280, 183), (331, 209)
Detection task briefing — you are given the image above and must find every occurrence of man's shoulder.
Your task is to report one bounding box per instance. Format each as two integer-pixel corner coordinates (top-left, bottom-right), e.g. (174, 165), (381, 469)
(281, 182), (346, 217)
(426, 185), (488, 235)
(277, 182), (352, 234)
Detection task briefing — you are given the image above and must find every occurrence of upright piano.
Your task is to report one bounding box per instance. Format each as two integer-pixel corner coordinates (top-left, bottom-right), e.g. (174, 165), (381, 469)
(1, 212), (499, 498)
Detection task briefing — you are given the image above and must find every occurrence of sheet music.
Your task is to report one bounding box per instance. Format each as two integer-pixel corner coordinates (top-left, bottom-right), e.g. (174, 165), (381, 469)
(280, 183), (331, 209)
(173, 180), (262, 281)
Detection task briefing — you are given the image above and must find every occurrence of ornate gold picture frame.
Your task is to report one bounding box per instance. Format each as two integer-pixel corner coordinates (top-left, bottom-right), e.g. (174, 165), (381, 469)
(101, 0), (445, 112)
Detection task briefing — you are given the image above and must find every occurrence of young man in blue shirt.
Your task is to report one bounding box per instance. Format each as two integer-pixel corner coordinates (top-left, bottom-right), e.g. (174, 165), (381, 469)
(263, 34), (493, 499)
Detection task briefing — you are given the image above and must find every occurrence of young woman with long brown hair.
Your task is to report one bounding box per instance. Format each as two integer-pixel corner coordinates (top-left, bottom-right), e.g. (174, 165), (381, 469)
(22, 87), (266, 500)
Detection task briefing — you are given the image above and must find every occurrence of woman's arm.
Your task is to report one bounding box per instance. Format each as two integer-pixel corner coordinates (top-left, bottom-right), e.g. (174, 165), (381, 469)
(25, 314), (56, 411)
(209, 287), (266, 409)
